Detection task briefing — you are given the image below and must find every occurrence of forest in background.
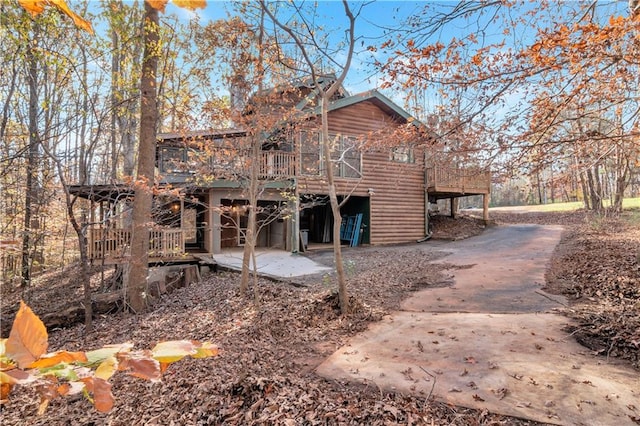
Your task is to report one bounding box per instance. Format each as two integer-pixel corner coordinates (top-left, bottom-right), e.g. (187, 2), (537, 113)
(1, 0), (639, 289)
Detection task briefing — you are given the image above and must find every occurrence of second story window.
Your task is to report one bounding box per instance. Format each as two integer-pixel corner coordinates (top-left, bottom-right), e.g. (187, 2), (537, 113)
(300, 131), (362, 178)
(300, 131), (321, 175)
(391, 146), (415, 163)
(331, 135), (361, 178)
(160, 147), (188, 173)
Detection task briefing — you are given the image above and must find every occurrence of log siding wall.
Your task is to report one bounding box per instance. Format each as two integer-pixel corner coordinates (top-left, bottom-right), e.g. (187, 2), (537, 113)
(297, 101), (427, 245)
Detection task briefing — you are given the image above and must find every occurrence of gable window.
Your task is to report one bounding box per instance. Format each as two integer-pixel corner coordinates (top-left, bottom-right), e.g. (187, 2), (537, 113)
(300, 131), (362, 178)
(391, 146), (415, 163)
(332, 135), (361, 178)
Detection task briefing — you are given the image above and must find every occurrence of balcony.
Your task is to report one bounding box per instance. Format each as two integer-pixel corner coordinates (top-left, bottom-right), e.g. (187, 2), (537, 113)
(426, 166), (491, 197)
(161, 149), (297, 183)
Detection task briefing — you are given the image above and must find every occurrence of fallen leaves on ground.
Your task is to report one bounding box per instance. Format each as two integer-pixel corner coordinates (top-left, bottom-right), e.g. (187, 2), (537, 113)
(1, 209), (637, 425)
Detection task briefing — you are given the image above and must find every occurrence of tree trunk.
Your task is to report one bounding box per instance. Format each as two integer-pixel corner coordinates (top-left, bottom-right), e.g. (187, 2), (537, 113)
(586, 166), (602, 212)
(612, 156), (629, 213)
(321, 96), (350, 314)
(22, 30), (40, 291)
(110, 25), (120, 181)
(579, 167), (590, 210)
(127, 3), (159, 313)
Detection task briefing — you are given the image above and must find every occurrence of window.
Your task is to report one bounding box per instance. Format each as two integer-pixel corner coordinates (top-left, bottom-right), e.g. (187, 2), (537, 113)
(300, 131), (362, 178)
(391, 146), (415, 163)
(341, 136), (361, 178)
(300, 131), (321, 175)
(160, 147), (187, 173)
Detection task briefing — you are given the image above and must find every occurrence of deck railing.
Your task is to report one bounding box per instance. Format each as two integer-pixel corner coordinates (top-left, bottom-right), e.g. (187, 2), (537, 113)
(203, 150), (296, 179)
(426, 166), (491, 193)
(259, 151), (296, 177)
(87, 228), (185, 260)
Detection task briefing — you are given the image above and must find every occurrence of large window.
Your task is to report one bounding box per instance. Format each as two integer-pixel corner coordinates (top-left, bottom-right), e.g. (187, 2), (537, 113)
(300, 131), (362, 178)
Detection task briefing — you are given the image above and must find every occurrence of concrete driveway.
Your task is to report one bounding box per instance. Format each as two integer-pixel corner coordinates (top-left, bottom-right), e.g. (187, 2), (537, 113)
(316, 225), (640, 425)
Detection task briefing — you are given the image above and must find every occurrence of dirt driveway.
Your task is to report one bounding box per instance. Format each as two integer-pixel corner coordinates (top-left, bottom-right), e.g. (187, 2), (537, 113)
(316, 224), (640, 425)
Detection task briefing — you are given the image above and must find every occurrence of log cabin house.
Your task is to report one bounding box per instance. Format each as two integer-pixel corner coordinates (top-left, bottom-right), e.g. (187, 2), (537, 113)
(70, 79), (490, 264)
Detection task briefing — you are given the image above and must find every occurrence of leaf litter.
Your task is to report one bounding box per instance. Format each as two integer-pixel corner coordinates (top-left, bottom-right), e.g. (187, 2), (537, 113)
(1, 210), (638, 425)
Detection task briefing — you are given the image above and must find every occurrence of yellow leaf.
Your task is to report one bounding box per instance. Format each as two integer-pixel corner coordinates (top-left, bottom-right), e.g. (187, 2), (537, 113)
(37, 398), (50, 415)
(172, 0), (206, 10)
(151, 340), (196, 364)
(0, 371), (19, 385)
(146, 0), (169, 12)
(85, 343), (133, 366)
(95, 356), (118, 380)
(28, 351), (87, 369)
(192, 342), (219, 359)
(5, 301), (48, 369)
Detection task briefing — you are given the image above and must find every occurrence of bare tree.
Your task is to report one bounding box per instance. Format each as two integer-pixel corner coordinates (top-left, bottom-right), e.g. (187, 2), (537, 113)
(260, 0), (359, 314)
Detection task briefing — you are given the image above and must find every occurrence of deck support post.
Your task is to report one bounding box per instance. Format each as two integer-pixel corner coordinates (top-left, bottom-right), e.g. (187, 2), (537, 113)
(483, 193), (489, 224)
(450, 197), (457, 219)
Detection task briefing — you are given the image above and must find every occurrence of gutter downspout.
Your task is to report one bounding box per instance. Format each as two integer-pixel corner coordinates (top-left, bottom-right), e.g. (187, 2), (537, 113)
(417, 151), (433, 243)
(291, 177), (300, 253)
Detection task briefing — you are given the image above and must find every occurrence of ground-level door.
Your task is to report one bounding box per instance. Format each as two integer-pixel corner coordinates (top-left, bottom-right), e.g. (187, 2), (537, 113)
(183, 195), (207, 251)
(219, 199), (288, 250)
(299, 195), (370, 248)
(154, 193), (208, 252)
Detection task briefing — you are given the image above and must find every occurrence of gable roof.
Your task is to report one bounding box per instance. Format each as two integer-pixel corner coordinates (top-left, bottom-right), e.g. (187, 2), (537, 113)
(315, 89), (416, 123)
(157, 85), (421, 143)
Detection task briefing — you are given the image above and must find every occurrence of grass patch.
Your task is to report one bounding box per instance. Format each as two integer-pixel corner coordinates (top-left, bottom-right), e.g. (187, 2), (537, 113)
(491, 197), (640, 213)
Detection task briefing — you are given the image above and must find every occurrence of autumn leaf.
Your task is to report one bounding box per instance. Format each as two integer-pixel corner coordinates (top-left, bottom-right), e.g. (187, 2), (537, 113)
(5, 301), (48, 369)
(17, 0), (46, 15)
(35, 379), (59, 415)
(85, 343), (133, 366)
(146, 0), (169, 12)
(192, 342), (219, 359)
(117, 351), (161, 381)
(152, 340), (197, 364)
(28, 351), (87, 369)
(18, 0), (93, 34)
(95, 356), (118, 380)
(146, 0), (207, 13)
(49, 0), (93, 33)
(56, 381), (85, 397)
(0, 371), (19, 400)
(80, 377), (114, 412)
(172, 0), (206, 10)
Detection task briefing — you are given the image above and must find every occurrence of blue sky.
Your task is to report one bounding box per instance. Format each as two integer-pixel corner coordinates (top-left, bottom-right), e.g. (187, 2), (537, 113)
(159, 0), (632, 119)
(167, 1), (432, 95)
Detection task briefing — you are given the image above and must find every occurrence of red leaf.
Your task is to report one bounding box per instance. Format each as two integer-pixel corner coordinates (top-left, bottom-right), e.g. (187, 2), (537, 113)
(117, 351), (161, 381)
(80, 377), (114, 412)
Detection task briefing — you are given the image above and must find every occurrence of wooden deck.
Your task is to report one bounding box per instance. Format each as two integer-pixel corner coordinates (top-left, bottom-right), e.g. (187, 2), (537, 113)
(426, 166), (491, 199)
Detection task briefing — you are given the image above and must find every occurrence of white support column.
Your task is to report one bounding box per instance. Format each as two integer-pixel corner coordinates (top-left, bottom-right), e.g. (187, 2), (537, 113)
(212, 191), (222, 254)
